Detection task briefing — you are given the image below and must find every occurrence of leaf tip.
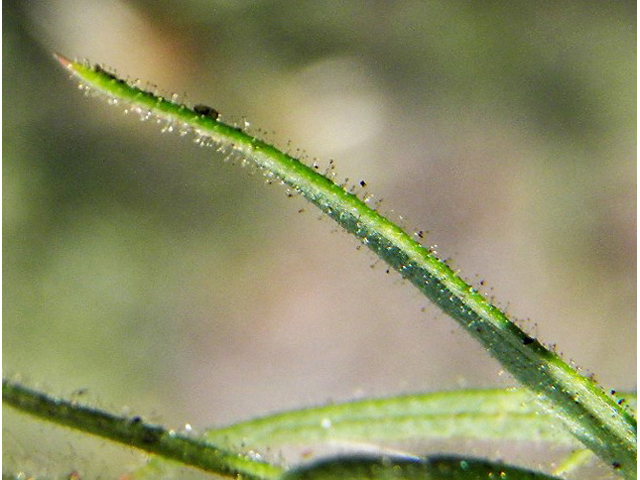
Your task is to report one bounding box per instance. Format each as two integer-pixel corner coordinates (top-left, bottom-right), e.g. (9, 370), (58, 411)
(53, 52), (73, 69)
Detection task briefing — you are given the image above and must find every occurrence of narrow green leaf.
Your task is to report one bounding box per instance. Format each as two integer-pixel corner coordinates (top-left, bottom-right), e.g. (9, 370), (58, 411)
(2, 379), (283, 480)
(54, 54), (637, 478)
(206, 388), (581, 448)
(207, 389), (636, 451)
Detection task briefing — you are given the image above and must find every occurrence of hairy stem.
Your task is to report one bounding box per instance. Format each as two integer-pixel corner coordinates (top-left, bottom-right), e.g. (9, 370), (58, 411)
(2, 379), (282, 480)
(54, 54), (636, 478)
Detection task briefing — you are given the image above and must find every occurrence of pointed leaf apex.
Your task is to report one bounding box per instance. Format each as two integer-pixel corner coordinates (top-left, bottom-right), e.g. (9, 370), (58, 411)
(53, 52), (73, 69)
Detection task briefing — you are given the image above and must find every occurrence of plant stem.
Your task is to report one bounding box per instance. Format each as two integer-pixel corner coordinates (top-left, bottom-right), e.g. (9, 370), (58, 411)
(2, 379), (282, 480)
(54, 54), (637, 478)
(281, 455), (564, 480)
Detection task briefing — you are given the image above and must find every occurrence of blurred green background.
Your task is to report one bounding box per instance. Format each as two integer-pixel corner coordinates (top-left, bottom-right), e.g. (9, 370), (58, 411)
(3, 1), (636, 478)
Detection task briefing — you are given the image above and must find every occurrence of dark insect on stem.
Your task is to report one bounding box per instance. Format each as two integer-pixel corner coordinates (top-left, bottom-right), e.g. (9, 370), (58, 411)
(522, 335), (535, 345)
(194, 104), (220, 121)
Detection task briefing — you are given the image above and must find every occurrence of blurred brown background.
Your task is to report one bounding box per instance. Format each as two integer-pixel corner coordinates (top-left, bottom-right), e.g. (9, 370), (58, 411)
(3, 1), (636, 478)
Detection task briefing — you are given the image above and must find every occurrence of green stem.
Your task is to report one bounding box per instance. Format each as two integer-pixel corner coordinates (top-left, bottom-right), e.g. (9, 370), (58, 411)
(2, 379), (282, 480)
(281, 455), (564, 480)
(553, 449), (594, 476)
(54, 54), (636, 478)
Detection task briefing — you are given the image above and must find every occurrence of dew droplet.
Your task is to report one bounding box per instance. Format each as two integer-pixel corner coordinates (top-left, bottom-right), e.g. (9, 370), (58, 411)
(247, 450), (262, 461)
(160, 122), (175, 134)
(137, 109), (152, 121)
